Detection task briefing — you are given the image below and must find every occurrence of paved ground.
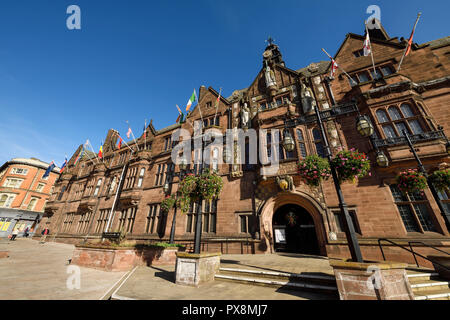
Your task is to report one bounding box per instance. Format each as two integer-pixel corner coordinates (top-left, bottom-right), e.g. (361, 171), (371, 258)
(0, 238), (126, 300)
(113, 253), (336, 300)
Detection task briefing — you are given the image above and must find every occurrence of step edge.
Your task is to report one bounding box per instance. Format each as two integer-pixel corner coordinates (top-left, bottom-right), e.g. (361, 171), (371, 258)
(414, 292), (450, 300)
(219, 267), (335, 280)
(214, 274), (338, 291)
(410, 281), (450, 288)
(407, 273), (439, 278)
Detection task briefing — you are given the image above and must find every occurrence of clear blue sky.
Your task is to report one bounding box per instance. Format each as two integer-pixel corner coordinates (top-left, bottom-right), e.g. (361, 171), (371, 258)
(0, 0), (448, 166)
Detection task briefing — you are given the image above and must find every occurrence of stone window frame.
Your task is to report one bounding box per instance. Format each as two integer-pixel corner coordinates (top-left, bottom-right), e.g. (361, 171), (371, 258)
(388, 184), (439, 234)
(146, 203), (161, 234)
(348, 63), (395, 86)
(137, 167), (146, 188)
(26, 197), (39, 211)
(238, 211), (253, 234)
(329, 206), (361, 237)
(11, 167), (29, 175)
(295, 127), (308, 159)
(36, 182), (45, 193)
(3, 177), (24, 189)
(77, 211), (93, 234)
(311, 128), (326, 158)
(202, 199), (218, 234)
(371, 100), (429, 140)
(95, 209), (110, 234)
(62, 212), (75, 233)
(93, 178), (102, 196)
(154, 163), (166, 186)
(163, 136), (172, 151)
(0, 193), (16, 208)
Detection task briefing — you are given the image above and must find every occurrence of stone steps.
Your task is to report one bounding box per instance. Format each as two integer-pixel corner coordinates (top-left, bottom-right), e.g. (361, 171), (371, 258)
(407, 270), (450, 300)
(215, 267), (338, 297)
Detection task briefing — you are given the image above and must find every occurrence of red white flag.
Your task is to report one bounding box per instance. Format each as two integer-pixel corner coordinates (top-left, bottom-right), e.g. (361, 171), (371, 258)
(363, 31), (371, 56)
(126, 127), (132, 139)
(405, 28), (416, 57)
(330, 59), (339, 77)
(117, 136), (123, 150)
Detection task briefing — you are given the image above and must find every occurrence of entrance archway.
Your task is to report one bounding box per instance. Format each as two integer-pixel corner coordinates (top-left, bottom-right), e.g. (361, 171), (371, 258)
(272, 204), (319, 255)
(259, 191), (327, 256)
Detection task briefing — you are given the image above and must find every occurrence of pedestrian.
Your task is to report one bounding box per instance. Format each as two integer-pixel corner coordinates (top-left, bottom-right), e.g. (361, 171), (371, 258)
(39, 228), (49, 244)
(10, 229), (19, 241)
(23, 227), (29, 238)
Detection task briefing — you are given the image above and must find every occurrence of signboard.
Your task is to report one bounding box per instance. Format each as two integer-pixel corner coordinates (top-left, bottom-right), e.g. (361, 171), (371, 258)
(274, 228), (286, 244)
(102, 232), (121, 240)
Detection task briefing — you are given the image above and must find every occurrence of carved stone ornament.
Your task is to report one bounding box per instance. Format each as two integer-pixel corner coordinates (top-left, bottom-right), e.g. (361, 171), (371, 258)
(276, 175), (294, 191)
(300, 81), (317, 114)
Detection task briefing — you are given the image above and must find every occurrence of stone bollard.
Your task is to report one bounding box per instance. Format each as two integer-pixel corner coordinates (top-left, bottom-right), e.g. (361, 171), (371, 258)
(330, 259), (414, 300)
(175, 252), (221, 287)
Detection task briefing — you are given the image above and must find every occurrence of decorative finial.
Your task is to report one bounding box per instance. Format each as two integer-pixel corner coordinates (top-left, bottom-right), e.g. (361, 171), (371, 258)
(265, 36), (275, 46)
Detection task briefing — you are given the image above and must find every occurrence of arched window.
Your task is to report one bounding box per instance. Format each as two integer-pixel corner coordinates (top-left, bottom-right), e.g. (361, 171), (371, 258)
(137, 168), (145, 188)
(376, 109), (389, 123)
(0, 195), (8, 207)
(388, 106), (402, 120)
(93, 179), (102, 196)
(296, 129), (307, 158)
(109, 176), (117, 194)
(27, 198), (38, 211)
(312, 128), (325, 157)
(211, 148), (219, 172)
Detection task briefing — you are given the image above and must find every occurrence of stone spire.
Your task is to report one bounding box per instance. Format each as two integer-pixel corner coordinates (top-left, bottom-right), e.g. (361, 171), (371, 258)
(262, 36), (285, 67)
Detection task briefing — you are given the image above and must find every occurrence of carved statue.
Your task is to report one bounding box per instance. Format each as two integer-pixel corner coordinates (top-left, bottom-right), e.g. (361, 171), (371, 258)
(300, 82), (317, 114)
(264, 65), (277, 87)
(241, 102), (250, 129)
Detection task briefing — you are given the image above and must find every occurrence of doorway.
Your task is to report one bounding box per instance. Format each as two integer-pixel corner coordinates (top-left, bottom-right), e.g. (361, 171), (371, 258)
(272, 204), (319, 255)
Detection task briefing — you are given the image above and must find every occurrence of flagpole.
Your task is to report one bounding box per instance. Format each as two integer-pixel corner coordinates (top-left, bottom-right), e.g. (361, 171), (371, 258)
(397, 12), (421, 73)
(113, 130), (134, 153)
(365, 22), (377, 78)
(321, 48), (357, 85)
(144, 119), (147, 149)
(213, 87), (222, 126)
(87, 140), (100, 163)
(126, 121), (141, 152)
(195, 89), (204, 126)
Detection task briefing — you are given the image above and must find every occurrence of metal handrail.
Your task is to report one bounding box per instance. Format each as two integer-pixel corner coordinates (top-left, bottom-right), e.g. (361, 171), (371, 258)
(378, 238), (450, 271)
(408, 241), (450, 267)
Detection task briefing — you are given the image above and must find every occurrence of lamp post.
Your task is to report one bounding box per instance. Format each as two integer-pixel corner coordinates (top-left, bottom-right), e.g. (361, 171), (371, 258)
(402, 130), (450, 231)
(283, 105), (367, 262)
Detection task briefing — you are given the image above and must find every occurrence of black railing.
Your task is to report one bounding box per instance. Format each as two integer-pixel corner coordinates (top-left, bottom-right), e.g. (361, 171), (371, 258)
(285, 102), (359, 127)
(373, 130), (446, 148)
(378, 238), (450, 271)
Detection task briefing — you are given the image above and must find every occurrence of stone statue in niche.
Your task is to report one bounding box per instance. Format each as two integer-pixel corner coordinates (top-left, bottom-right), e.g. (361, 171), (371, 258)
(264, 64), (277, 88)
(300, 81), (317, 114)
(240, 102), (250, 129)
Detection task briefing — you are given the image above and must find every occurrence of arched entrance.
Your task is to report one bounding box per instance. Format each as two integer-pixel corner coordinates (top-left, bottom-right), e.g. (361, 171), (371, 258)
(272, 204), (320, 254)
(259, 191), (327, 256)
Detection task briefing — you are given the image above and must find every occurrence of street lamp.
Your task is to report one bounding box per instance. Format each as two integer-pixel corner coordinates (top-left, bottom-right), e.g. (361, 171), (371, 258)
(282, 129), (295, 152)
(376, 151), (389, 168)
(179, 156), (188, 171)
(356, 115), (374, 138)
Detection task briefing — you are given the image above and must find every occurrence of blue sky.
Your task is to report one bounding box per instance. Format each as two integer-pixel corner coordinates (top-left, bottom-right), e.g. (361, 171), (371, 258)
(0, 0), (448, 166)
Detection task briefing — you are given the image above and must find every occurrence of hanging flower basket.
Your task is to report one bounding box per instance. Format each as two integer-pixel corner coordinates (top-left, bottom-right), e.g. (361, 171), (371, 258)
(197, 169), (223, 200)
(429, 169), (450, 192)
(160, 195), (175, 213)
(396, 169), (427, 194)
(330, 148), (371, 183)
(298, 155), (331, 187)
(178, 174), (198, 213)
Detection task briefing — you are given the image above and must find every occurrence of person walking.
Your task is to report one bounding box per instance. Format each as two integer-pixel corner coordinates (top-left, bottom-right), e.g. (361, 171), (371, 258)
(39, 228), (49, 244)
(23, 227), (30, 238)
(10, 229), (19, 241)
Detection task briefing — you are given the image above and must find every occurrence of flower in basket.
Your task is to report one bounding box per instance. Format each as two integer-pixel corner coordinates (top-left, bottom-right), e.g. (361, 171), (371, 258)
(160, 195), (175, 213)
(330, 148), (371, 183)
(429, 169), (450, 192)
(178, 174), (199, 213)
(298, 155), (331, 187)
(396, 169), (428, 194)
(197, 169), (223, 200)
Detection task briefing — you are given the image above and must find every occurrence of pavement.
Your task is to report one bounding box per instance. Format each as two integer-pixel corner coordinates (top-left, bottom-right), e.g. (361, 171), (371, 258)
(0, 238), (336, 300)
(0, 238), (126, 300)
(112, 253), (336, 300)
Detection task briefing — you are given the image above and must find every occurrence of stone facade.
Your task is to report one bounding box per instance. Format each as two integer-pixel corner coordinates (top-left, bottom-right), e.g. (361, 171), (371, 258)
(39, 22), (450, 264)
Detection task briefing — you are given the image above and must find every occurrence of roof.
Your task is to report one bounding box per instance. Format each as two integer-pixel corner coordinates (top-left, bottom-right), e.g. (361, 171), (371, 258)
(296, 61), (331, 77)
(0, 158), (61, 174)
(424, 36), (450, 49)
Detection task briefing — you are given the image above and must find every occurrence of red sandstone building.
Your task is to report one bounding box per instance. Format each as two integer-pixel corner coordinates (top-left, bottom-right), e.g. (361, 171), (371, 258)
(40, 22), (450, 264)
(0, 158), (60, 237)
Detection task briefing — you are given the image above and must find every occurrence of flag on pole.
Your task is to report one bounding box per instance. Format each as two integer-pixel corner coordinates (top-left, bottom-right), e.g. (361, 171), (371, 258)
(186, 90), (196, 111)
(59, 158), (68, 174)
(176, 104), (184, 123)
(98, 145), (103, 159)
(143, 122), (147, 140)
(397, 13), (422, 72)
(126, 127), (132, 139)
(363, 31), (372, 56)
(74, 147), (84, 165)
(117, 136), (123, 150)
(43, 161), (56, 179)
(330, 59), (339, 77)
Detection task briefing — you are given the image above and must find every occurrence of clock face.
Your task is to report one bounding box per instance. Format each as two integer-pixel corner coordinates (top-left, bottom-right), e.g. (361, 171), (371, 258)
(263, 50), (272, 58)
